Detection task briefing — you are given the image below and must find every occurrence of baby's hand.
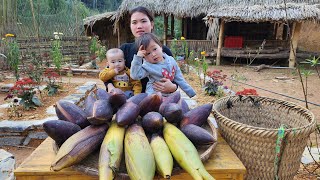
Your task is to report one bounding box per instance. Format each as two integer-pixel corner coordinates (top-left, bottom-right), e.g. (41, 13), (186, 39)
(114, 68), (119, 74)
(137, 45), (146, 57)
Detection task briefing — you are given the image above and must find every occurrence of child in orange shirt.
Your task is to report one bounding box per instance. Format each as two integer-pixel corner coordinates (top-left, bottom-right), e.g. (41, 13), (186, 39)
(99, 48), (142, 98)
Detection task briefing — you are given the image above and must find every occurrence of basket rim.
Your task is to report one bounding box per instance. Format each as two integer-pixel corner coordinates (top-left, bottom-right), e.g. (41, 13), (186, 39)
(212, 95), (316, 132)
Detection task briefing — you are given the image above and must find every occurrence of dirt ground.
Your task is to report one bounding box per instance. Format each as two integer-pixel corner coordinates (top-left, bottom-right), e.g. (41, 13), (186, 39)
(205, 65), (320, 122)
(0, 82), (81, 120)
(1, 62), (320, 178)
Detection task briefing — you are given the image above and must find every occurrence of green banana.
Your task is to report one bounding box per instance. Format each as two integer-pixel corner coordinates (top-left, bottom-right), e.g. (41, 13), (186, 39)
(99, 122), (125, 180)
(150, 134), (173, 179)
(124, 124), (155, 180)
(51, 125), (108, 171)
(163, 123), (215, 180)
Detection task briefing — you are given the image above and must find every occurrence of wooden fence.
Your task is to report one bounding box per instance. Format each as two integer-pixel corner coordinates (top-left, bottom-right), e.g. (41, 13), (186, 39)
(166, 40), (214, 54)
(165, 39), (288, 53)
(1, 36), (91, 70)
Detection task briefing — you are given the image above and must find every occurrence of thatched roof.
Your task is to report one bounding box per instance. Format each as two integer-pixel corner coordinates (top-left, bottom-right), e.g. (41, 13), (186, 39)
(206, 3), (320, 22)
(83, 11), (116, 27)
(114, 0), (213, 22)
(84, 0), (320, 27)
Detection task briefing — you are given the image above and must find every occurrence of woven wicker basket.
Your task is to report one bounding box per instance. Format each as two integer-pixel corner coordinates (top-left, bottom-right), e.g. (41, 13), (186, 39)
(212, 96), (315, 180)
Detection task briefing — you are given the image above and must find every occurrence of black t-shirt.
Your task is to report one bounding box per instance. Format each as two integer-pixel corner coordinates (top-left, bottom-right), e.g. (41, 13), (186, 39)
(120, 42), (173, 92)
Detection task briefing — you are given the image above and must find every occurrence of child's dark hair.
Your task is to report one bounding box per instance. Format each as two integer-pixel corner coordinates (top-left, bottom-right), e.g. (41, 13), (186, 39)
(135, 33), (162, 50)
(129, 6), (154, 22)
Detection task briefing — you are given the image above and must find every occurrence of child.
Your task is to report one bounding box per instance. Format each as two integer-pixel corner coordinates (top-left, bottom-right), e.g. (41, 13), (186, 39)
(99, 48), (142, 98)
(130, 33), (196, 98)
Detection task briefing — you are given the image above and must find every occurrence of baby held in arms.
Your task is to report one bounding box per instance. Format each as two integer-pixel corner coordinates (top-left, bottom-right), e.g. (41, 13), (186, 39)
(99, 48), (142, 98)
(130, 33), (196, 98)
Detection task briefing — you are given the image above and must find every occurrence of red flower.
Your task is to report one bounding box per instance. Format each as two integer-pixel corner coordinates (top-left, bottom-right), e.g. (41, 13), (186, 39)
(236, 88), (258, 96)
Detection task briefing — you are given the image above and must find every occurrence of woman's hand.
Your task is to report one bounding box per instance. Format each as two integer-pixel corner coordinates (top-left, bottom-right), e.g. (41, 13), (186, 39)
(153, 78), (177, 93)
(137, 45), (146, 57)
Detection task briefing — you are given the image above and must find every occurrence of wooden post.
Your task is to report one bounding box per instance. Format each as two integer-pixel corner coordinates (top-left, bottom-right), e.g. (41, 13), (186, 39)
(171, 15), (174, 38)
(183, 18), (187, 38)
(181, 18), (184, 38)
(276, 23), (284, 40)
(288, 22), (302, 68)
(117, 22), (120, 47)
(0, 0), (3, 36)
(163, 14), (168, 45)
(216, 20), (225, 66)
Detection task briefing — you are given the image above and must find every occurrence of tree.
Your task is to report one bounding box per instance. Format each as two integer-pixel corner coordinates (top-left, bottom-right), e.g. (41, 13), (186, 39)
(48, 0), (65, 14)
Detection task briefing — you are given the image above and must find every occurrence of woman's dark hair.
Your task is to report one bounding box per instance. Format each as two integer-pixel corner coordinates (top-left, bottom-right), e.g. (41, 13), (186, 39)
(135, 33), (162, 50)
(129, 6), (154, 22)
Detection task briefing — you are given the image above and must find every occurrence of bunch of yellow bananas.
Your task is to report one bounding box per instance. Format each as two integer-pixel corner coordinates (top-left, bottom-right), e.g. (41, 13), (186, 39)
(99, 122), (215, 180)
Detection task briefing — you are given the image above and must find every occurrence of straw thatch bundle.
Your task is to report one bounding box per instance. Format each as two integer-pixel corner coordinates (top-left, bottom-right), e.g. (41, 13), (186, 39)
(113, 0), (215, 22)
(207, 3), (320, 22)
(83, 11), (116, 27)
(113, 0), (165, 22)
(115, 0), (320, 21)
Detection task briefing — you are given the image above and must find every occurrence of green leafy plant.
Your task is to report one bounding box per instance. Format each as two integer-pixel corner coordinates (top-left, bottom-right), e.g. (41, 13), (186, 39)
(89, 36), (99, 56)
(9, 78), (42, 110)
(215, 87), (226, 99)
(295, 64), (311, 109)
(204, 70), (227, 96)
(26, 52), (44, 85)
(3, 34), (20, 80)
(171, 37), (188, 59)
(305, 56), (320, 79)
(183, 50), (196, 74)
(201, 51), (208, 84)
(193, 57), (202, 86)
(66, 67), (73, 84)
(170, 38), (178, 59)
(181, 37), (188, 60)
(300, 67), (314, 106)
(43, 68), (61, 96)
(51, 32), (63, 72)
(97, 45), (106, 62)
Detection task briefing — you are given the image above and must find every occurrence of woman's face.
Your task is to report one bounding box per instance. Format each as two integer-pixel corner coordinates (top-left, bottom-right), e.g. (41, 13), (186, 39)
(130, 12), (154, 38)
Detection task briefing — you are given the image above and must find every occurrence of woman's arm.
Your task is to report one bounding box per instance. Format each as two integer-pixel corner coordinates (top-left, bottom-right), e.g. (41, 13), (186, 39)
(172, 64), (196, 98)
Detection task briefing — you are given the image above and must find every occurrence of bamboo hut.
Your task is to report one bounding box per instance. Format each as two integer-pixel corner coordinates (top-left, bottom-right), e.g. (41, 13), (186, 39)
(206, 3), (320, 67)
(114, 0), (212, 38)
(83, 11), (131, 49)
(84, 0), (215, 52)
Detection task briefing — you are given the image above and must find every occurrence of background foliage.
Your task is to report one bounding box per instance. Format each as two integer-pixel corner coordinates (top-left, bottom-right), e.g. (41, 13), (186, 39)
(17, 0), (91, 37)
(14, 0), (181, 39)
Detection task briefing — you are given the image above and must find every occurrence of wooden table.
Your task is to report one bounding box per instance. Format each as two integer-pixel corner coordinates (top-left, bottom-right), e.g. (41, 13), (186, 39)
(15, 133), (246, 180)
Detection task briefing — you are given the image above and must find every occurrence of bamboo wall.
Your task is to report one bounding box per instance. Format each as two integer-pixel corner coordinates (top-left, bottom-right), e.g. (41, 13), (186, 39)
(166, 40), (214, 54)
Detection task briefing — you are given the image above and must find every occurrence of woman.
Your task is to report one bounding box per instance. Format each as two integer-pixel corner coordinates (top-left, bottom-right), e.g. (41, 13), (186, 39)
(120, 6), (177, 94)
